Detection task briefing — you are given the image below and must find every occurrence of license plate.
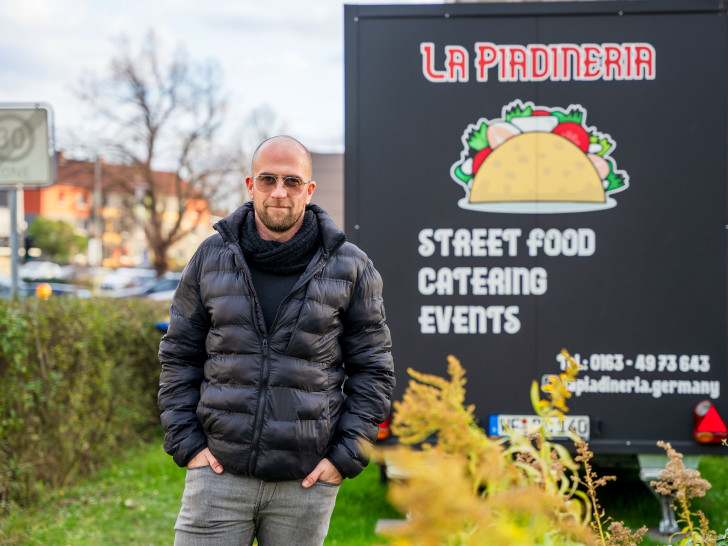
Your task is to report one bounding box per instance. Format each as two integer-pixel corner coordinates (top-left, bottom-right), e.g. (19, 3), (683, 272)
(488, 414), (590, 440)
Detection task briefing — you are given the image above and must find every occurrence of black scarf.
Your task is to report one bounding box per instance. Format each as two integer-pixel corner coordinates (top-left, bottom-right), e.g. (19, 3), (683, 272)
(239, 209), (320, 275)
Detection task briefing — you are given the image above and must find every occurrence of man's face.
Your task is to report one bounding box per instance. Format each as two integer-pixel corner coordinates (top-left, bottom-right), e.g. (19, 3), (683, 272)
(245, 139), (315, 241)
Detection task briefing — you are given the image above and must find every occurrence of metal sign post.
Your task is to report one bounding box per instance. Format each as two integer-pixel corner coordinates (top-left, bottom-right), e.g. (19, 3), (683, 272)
(9, 186), (18, 298)
(0, 103), (56, 295)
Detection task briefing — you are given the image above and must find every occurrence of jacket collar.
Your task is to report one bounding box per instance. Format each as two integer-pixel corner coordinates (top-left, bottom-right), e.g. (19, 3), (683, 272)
(213, 202), (347, 258)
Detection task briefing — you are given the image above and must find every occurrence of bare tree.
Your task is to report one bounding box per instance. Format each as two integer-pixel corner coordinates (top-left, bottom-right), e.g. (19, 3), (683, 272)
(239, 105), (288, 153)
(77, 31), (243, 274)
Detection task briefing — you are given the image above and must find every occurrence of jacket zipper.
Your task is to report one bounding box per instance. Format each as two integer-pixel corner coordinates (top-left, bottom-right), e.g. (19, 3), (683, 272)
(248, 337), (270, 475)
(237, 246), (329, 475)
(231, 244), (270, 476)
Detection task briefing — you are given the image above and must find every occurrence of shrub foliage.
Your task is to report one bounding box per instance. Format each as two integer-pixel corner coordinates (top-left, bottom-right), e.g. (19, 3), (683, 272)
(0, 296), (166, 509)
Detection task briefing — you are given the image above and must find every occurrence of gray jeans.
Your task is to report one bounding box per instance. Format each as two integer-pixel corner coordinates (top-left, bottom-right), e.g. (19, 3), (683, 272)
(174, 466), (340, 546)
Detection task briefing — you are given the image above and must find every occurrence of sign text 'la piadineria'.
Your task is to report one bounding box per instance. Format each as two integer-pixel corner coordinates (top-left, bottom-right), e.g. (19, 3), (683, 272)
(421, 42), (656, 83)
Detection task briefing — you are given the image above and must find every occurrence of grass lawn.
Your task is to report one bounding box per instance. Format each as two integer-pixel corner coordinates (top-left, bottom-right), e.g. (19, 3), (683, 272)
(1, 438), (725, 545)
(1, 439), (186, 545)
(0, 438), (400, 545)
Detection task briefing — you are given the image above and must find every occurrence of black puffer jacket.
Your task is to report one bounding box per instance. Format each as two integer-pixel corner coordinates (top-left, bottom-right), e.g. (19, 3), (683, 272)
(158, 203), (395, 481)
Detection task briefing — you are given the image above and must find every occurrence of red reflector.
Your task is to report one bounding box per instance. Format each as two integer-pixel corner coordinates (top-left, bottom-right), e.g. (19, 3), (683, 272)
(693, 401), (728, 444)
(377, 415), (392, 441)
(697, 406), (727, 433)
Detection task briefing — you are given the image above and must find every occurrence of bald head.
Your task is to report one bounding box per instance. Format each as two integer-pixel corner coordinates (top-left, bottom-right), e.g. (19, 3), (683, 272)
(251, 135), (312, 179)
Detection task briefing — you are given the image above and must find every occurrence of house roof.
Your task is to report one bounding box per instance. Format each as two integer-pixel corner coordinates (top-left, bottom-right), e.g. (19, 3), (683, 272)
(56, 153), (199, 198)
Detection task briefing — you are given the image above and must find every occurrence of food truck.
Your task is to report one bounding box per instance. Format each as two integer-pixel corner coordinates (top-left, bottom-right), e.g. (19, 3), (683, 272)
(343, 0), (728, 469)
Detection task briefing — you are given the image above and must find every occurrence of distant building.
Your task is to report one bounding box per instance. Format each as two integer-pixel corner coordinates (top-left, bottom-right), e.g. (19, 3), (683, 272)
(23, 154), (217, 269)
(310, 153), (344, 230)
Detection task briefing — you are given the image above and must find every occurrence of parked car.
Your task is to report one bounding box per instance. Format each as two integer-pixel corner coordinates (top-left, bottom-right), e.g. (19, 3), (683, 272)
(19, 260), (63, 281)
(0, 274), (91, 299)
(100, 267), (157, 292)
(111, 272), (182, 301)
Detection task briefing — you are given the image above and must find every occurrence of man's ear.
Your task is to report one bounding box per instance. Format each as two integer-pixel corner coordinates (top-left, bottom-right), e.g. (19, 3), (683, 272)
(305, 180), (316, 204)
(245, 177), (255, 200)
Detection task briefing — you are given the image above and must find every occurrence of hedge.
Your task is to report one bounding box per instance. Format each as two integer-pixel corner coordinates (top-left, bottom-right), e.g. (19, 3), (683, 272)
(0, 296), (168, 509)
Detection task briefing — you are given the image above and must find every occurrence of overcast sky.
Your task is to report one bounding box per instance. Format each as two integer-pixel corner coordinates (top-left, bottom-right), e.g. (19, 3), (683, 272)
(1, 0), (442, 156)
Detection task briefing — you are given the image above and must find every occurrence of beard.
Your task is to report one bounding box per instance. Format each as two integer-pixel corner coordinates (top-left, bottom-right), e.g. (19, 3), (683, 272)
(257, 200), (304, 233)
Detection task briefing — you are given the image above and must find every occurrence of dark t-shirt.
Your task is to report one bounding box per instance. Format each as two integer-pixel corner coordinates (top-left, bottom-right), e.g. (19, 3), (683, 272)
(247, 265), (301, 331)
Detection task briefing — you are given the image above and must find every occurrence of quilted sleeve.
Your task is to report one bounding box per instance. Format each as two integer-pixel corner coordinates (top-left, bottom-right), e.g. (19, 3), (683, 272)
(158, 250), (211, 467)
(325, 258), (395, 478)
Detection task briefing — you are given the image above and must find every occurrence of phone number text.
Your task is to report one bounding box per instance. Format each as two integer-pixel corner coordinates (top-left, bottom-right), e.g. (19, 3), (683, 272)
(556, 353), (710, 374)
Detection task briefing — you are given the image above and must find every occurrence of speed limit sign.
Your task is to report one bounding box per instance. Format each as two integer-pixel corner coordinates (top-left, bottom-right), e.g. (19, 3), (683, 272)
(0, 103), (56, 188)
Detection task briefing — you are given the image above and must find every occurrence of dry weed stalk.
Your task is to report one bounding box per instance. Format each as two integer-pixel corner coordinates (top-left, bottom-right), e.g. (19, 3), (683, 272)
(650, 441), (713, 544)
(382, 354), (593, 545)
(574, 436), (647, 545)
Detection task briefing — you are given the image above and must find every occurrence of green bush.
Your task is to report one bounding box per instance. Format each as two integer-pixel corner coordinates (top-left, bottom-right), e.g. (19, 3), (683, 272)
(0, 296), (168, 509)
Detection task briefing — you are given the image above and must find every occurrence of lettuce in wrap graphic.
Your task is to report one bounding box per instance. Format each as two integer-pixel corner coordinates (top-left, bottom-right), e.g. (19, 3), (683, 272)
(451, 100), (629, 213)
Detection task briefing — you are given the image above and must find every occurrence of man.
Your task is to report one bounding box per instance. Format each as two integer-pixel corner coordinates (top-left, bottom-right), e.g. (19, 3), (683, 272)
(158, 135), (395, 545)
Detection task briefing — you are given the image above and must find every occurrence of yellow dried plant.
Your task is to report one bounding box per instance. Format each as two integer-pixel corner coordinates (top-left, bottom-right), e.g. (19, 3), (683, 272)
(380, 353), (595, 545)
